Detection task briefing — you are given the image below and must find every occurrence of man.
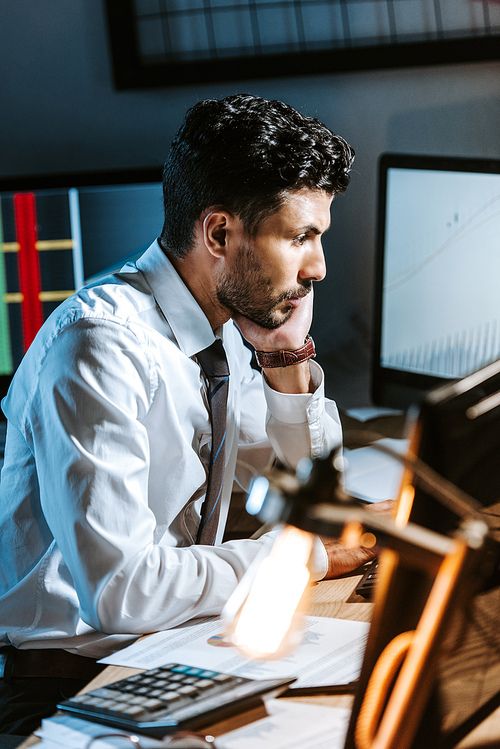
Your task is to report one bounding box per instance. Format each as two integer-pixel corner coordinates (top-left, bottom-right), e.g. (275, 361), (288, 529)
(0, 94), (382, 734)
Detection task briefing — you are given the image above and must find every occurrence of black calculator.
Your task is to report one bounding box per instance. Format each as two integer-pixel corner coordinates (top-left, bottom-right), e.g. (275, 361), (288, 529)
(58, 662), (295, 738)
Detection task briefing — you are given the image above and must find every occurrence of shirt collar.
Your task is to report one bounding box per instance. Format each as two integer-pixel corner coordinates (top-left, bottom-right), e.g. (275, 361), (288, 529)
(134, 240), (225, 358)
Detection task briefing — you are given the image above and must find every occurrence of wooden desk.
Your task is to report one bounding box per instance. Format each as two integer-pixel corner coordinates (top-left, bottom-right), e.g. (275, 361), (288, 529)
(17, 573), (370, 748)
(17, 566), (500, 749)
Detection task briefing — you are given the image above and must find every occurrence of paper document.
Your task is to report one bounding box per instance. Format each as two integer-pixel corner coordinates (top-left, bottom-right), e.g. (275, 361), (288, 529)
(39, 714), (163, 748)
(216, 700), (351, 749)
(344, 437), (409, 503)
(100, 616), (369, 689)
(41, 701), (351, 749)
(344, 406), (405, 422)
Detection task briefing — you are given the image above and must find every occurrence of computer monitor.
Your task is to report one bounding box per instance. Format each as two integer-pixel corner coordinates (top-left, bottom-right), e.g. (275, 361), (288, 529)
(345, 357), (500, 749)
(0, 167), (163, 401)
(372, 153), (500, 410)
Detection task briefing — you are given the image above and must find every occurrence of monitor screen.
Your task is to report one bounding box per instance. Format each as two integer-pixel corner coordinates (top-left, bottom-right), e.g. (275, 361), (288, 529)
(0, 167), (163, 401)
(372, 153), (500, 410)
(345, 357), (500, 749)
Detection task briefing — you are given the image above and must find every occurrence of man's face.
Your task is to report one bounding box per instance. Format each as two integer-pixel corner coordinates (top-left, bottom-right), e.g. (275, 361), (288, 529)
(216, 188), (332, 329)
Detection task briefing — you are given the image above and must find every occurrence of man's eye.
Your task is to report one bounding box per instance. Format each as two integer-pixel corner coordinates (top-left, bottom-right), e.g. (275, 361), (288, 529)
(293, 234), (308, 246)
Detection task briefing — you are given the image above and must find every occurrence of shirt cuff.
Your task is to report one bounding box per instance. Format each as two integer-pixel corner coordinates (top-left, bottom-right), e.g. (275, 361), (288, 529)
(262, 360), (325, 425)
(309, 535), (328, 581)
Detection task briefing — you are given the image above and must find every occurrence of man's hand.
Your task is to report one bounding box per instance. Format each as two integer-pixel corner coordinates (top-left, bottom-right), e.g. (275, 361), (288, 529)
(233, 289), (313, 354)
(321, 500), (396, 579)
(234, 292), (315, 395)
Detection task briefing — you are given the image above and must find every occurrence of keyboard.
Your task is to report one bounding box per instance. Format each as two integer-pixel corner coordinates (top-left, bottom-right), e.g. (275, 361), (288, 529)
(355, 559), (379, 600)
(58, 662), (295, 738)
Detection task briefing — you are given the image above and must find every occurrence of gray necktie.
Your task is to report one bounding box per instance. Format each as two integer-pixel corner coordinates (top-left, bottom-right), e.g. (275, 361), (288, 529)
(195, 339), (230, 545)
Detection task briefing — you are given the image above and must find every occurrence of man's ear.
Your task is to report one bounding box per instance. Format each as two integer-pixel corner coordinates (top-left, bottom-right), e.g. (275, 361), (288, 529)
(203, 209), (235, 258)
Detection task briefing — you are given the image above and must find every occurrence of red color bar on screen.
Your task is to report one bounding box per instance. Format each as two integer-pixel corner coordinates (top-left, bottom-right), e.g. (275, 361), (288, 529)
(14, 192), (43, 352)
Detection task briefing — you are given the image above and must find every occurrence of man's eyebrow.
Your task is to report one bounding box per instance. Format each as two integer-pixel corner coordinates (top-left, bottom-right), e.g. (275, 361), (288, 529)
(295, 223), (331, 235)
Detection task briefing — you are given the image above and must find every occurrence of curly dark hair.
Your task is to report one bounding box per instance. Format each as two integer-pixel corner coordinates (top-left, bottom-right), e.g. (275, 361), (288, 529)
(160, 94), (355, 257)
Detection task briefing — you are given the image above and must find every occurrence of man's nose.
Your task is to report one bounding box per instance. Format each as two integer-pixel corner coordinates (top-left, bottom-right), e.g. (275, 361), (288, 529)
(299, 240), (326, 282)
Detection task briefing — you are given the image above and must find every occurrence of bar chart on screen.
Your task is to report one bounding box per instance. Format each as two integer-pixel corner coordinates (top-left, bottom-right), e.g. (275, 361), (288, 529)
(381, 167), (500, 380)
(0, 188), (82, 375)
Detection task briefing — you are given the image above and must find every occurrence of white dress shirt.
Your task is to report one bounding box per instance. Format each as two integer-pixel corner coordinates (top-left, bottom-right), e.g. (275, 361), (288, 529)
(0, 241), (342, 657)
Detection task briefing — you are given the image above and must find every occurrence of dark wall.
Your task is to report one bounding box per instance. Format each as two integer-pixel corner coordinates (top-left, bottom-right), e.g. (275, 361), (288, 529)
(2, 0), (499, 406)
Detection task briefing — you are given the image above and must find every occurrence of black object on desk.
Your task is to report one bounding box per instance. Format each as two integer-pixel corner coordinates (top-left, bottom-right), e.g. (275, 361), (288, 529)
(355, 559), (379, 601)
(58, 662), (294, 738)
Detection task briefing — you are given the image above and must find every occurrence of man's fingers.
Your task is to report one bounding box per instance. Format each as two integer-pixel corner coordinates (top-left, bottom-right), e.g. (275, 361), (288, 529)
(320, 537), (378, 579)
(366, 499), (396, 516)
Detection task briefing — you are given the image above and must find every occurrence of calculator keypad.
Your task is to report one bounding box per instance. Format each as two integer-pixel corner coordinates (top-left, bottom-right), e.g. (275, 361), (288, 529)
(69, 663), (242, 720)
(59, 662), (295, 736)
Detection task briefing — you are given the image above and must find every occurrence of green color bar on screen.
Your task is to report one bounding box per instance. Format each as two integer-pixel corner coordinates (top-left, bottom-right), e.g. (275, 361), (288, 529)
(0, 198), (14, 374)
